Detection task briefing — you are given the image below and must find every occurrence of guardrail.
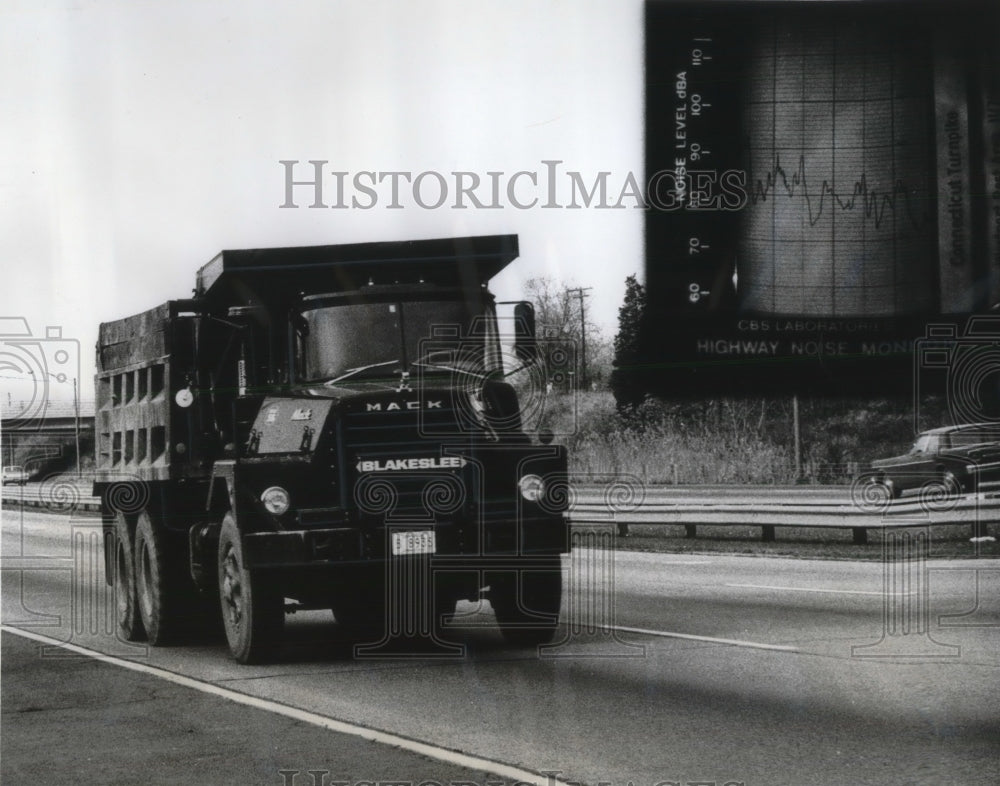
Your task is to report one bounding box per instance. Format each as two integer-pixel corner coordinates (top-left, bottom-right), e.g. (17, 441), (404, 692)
(568, 484), (995, 544)
(3, 479), (994, 544)
(2, 478), (101, 513)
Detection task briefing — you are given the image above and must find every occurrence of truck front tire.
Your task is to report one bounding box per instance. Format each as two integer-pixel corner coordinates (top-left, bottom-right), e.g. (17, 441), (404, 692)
(490, 560), (563, 646)
(218, 513), (283, 664)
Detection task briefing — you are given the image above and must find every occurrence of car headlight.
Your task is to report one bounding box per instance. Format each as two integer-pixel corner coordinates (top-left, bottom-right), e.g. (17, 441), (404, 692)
(261, 486), (291, 516)
(518, 474), (545, 502)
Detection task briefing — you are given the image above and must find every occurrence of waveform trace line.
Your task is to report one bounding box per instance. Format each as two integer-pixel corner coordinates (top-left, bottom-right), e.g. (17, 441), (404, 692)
(749, 152), (929, 231)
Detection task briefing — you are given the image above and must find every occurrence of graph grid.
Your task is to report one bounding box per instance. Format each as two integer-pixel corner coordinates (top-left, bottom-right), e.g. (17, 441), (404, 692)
(737, 15), (936, 317)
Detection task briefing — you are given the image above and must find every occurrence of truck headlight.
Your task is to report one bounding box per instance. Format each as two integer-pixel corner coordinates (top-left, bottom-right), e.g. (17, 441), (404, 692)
(518, 474), (545, 502)
(261, 486), (291, 516)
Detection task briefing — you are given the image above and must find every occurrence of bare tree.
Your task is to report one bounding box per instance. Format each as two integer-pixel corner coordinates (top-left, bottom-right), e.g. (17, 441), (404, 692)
(524, 277), (609, 389)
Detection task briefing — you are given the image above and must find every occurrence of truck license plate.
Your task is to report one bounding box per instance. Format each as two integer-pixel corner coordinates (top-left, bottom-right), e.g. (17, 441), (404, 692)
(391, 530), (436, 556)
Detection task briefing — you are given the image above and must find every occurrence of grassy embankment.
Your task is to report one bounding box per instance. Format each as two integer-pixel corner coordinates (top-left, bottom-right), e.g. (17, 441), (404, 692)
(531, 390), (996, 558)
(538, 390), (940, 485)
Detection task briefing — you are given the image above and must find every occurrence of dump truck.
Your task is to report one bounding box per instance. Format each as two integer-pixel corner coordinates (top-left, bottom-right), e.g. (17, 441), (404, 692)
(93, 235), (569, 662)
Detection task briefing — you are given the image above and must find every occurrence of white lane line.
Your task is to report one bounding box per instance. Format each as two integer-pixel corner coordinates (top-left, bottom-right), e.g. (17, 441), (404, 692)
(726, 583), (884, 596)
(1, 625), (570, 786)
(633, 560), (709, 566)
(611, 625), (799, 652)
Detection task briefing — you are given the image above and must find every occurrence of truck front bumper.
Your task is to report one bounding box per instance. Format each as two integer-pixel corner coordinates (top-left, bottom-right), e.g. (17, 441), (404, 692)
(243, 516), (568, 569)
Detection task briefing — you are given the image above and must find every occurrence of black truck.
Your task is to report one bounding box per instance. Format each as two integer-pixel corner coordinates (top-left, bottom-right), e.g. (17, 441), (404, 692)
(93, 235), (569, 662)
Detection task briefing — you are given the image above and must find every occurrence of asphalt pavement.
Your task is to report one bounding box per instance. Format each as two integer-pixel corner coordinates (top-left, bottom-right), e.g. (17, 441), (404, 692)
(3, 507), (998, 786)
(2, 630), (506, 786)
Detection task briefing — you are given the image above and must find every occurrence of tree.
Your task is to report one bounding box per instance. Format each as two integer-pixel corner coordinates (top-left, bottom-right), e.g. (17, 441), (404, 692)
(610, 274), (646, 409)
(523, 277), (608, 390)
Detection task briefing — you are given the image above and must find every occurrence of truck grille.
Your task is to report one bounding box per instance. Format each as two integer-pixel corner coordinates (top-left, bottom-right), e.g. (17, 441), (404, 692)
(343, 401), (465, 446)
(343, 402), (469, 520)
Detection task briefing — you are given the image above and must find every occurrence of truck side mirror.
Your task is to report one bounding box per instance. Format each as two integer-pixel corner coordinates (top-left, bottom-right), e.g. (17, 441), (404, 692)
(513, 302), (537, 364)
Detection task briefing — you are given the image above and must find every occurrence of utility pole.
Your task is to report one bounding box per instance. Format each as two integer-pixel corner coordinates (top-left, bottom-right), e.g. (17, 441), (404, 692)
(793, 393), (801, 481)
(567, 287), (592, 390)
(74, 377), (81, 477)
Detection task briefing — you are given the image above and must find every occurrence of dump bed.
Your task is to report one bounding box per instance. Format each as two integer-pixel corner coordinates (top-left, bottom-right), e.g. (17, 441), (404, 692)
(94, 301), (197, 483)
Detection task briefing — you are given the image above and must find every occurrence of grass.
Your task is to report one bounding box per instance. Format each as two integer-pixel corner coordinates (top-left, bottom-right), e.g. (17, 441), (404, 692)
(524, 389), (998, 558)
(532, 389), (954, 486)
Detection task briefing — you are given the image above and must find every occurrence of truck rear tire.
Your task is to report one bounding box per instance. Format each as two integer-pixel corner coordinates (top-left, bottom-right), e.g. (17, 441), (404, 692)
(218, 513), (283, 664)
(114, 512), (145, 642)
(135, 509), (187, 645)
(491, 561), (563, 646)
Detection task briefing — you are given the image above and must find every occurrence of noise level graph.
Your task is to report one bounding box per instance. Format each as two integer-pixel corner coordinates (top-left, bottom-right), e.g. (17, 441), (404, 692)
(738, 17), (936, 317)
(749, 154), (929, 232)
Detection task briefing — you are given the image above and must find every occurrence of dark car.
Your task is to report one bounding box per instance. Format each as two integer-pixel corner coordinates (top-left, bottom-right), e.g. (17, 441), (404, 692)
(869, 423), (1000, 498)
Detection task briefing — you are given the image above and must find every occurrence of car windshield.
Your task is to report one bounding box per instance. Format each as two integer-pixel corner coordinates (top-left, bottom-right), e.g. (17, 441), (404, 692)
(298, 299), (501, 383)
(912, 435), (936, 453)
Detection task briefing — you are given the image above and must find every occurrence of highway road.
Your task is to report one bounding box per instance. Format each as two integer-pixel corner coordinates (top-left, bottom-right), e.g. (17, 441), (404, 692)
(3, 506), (998, 786)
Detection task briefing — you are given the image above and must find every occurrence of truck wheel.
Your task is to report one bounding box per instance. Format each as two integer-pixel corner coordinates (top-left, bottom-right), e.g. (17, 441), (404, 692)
(218, 513), (283, 664)
(490, 561), (563, 646)
(114, 512), (145, 642)
(135, 509), (184, 645)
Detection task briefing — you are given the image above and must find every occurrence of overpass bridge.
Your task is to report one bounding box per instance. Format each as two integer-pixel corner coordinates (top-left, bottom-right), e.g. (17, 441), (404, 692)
(1, 402), (95, 474)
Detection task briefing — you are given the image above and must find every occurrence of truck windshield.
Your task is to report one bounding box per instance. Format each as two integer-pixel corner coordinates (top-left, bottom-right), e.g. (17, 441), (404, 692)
(298, 299), (501, 383)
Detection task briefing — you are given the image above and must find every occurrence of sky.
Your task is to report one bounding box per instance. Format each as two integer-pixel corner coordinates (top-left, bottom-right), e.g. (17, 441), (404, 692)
(0, 0), (644, 409)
